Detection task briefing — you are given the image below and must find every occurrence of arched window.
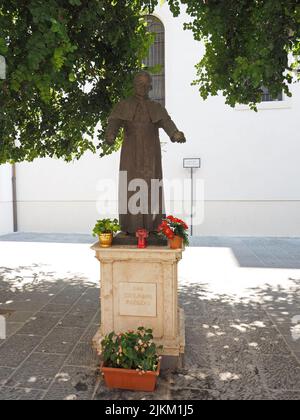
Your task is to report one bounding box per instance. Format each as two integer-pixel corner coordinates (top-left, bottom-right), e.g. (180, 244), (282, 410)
(144, 16), (165, 107)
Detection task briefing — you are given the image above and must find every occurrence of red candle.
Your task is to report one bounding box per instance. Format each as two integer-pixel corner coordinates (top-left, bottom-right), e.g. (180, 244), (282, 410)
(136, 229), (149, 249)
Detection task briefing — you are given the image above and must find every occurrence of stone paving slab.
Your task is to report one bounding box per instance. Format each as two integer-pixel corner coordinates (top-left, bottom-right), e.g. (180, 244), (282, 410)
(0, 300), (48, 312)
(40, 304), (71, 314)
(257, 354), (300, 391)
(0, 234), (300, 400)
(246, 326), (293, 355)
(59, 312), (96, 329)
(170, 388), (222, 401)
(17, 313), (62, 337)
(4, 323), (23, 339)
(65, 342), (99, 368)
(7, 311), (34, 323)
(6, 353), (67, 390)
(184, 344), (212, 370)
(51, 286), (88, 306)
(37, 327), (85, 355)
(0, 367), (15, 387)
(43, 366), (100, 400)
(269, 390), (300, 400)
(80, 324), (100, 344)
(0, 386), (45, 400)
(0, 335), (43, 368)
(0, 232), (94, 244)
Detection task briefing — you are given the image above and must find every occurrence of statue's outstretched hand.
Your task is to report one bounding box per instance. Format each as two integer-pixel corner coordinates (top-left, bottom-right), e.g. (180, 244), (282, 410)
(172, 131), (186, 144)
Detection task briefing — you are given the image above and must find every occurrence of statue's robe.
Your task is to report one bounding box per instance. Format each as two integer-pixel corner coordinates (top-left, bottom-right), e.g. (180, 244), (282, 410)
(106, 96), (179, 233)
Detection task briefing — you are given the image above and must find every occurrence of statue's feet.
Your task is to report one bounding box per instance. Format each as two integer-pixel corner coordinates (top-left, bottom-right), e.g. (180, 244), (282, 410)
(113, 230), (166, 246)
(117, 231), (135, 237)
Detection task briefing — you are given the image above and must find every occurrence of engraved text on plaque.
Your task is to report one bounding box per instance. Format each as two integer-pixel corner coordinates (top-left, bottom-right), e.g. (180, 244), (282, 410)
(119, 282), (157, 317)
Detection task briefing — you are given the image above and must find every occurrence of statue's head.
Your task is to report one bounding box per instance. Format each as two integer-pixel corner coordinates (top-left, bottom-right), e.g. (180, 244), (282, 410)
(134, 71), (152, 98)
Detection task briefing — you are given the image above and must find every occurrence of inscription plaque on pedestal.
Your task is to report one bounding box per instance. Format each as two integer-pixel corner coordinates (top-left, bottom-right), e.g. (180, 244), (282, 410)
(119, 282), (157, 317)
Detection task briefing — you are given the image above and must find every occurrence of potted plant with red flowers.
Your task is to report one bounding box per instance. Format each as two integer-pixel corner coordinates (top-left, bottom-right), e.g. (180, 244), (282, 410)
(158, 216), (189, 249)
(100, 327), (162, 392)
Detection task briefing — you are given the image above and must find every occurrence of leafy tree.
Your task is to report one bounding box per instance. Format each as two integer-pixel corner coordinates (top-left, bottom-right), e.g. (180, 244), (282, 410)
(1, 1), (299, 164)
(0, 0), (155, 163)
(166, 0), (300, 109)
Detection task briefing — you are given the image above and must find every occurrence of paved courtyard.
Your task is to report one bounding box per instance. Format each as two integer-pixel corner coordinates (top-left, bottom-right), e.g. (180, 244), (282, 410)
(0, 233), (299, 400)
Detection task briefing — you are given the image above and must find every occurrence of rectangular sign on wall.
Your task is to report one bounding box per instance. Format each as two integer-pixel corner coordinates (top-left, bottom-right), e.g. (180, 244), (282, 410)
(183, 158), (201, 169)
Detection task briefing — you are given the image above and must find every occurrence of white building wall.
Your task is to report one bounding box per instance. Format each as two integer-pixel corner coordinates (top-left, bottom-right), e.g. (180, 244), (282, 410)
(15, 4), (300, 236)
(0, 164), (13, 235)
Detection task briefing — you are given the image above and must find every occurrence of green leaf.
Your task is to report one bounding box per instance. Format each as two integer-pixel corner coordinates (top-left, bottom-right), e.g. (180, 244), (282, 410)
(69, 0), (82, 5)
(68, 72), (76, 82)
(0, 38), (8, 55)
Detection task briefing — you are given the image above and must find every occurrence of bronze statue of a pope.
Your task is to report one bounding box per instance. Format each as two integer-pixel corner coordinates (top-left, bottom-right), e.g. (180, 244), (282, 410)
(105, 72), (186, 234)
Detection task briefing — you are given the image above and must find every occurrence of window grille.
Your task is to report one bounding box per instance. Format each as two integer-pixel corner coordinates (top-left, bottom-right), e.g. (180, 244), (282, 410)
(144, 16), (165, 107)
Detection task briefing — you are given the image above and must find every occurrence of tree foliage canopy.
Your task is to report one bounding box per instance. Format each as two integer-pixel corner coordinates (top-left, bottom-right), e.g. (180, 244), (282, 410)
(0, 0), (299, 164)
(166, 0), (300, 108)
(0, 0), (154, 163)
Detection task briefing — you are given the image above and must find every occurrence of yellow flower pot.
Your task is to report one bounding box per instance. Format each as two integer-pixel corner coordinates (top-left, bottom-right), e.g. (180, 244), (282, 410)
(99, 233), (113, 248)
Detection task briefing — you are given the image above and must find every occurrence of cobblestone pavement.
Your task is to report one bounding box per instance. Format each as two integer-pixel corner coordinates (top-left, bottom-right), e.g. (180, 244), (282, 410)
(0, 234), (299, 400)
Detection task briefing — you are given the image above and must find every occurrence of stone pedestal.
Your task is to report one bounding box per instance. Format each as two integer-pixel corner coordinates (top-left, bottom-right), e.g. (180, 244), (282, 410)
(91, 244), (185, 365)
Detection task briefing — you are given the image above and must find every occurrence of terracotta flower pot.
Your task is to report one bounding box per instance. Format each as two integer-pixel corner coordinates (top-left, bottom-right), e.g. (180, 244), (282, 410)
(101, 362), (160, 392)
(169, 235), (183, 249)
(99, 233), (113, 248)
